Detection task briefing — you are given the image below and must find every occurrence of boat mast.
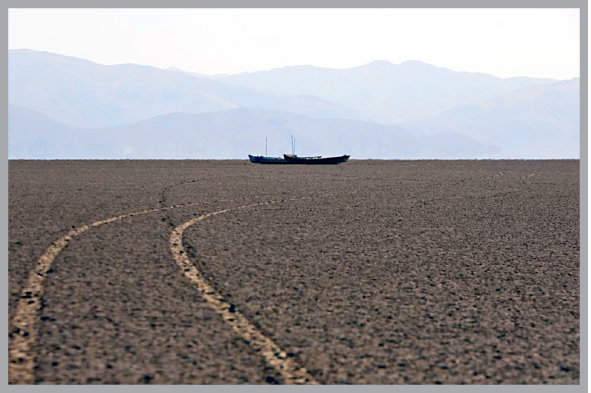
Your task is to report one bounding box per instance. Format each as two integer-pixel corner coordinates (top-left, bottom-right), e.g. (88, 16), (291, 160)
(291, 135), (296, 155)
(266, 137), (268, 156)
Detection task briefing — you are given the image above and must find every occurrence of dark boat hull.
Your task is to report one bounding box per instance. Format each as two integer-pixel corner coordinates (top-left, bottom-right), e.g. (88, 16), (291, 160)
(248, 155), (288, 164)
(248, 154), (350, 165)
(283, 154), (350, 165)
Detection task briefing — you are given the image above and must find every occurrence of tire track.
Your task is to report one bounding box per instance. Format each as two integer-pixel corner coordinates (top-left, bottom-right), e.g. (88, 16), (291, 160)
(8, 200), (204, 384)
(170, 199), (319, 385)
(9, 194), (325, 385)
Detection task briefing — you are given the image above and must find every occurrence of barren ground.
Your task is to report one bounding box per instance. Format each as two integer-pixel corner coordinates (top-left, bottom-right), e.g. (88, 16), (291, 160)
(8, 160), (580, 384)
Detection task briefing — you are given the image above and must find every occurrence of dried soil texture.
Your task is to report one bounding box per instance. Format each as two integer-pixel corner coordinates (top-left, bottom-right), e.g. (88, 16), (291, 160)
(9, 160), (580, 385)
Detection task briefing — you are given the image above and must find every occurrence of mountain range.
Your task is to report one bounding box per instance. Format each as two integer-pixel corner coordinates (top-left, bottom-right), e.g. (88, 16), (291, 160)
(216, 60), (558, 124)
(402, 78), (580, 158)
(8, 105), (499, 159)
(8, 49), (580, 159)
(9, 49), (365, 129)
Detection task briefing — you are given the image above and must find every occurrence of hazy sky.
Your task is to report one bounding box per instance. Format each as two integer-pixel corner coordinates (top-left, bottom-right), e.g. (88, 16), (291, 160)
(9, 8), (580, 79)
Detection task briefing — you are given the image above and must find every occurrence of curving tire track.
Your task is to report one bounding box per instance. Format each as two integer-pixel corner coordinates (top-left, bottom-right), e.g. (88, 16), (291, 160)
(9, 195), (321, 385)
(9, 203), (181, 384)
(170, 199), (319, 385)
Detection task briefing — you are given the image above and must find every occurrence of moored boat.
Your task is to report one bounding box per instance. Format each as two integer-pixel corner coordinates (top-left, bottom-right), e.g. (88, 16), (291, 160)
(283, 154), (350, 165)
(248, 135), (349, 165)
(248, 154), (288, 164)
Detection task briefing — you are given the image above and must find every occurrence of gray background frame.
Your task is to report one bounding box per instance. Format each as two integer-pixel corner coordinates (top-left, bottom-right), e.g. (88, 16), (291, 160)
(3, 0), (587, 392)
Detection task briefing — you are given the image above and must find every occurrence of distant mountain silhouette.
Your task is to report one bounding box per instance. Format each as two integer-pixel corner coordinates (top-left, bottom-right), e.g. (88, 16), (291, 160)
(9, 49), (365, 128)
(401, 78), (580, 158)
(8, 105), (101, 158)
(8, 106), (499, 159)
(8, 50), (578, 159)
(218, 60), (558, 124)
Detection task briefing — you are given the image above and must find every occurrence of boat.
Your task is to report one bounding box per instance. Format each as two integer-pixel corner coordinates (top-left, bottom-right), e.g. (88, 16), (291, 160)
(248, 154), (288, 164)
(248, 137), (288, 164)
(248, 135), (350, 165)
(283, 153), (350, 165)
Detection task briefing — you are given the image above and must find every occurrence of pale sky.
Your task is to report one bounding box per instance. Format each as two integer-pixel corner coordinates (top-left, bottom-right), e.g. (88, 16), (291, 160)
(8, 8), (580, 79)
